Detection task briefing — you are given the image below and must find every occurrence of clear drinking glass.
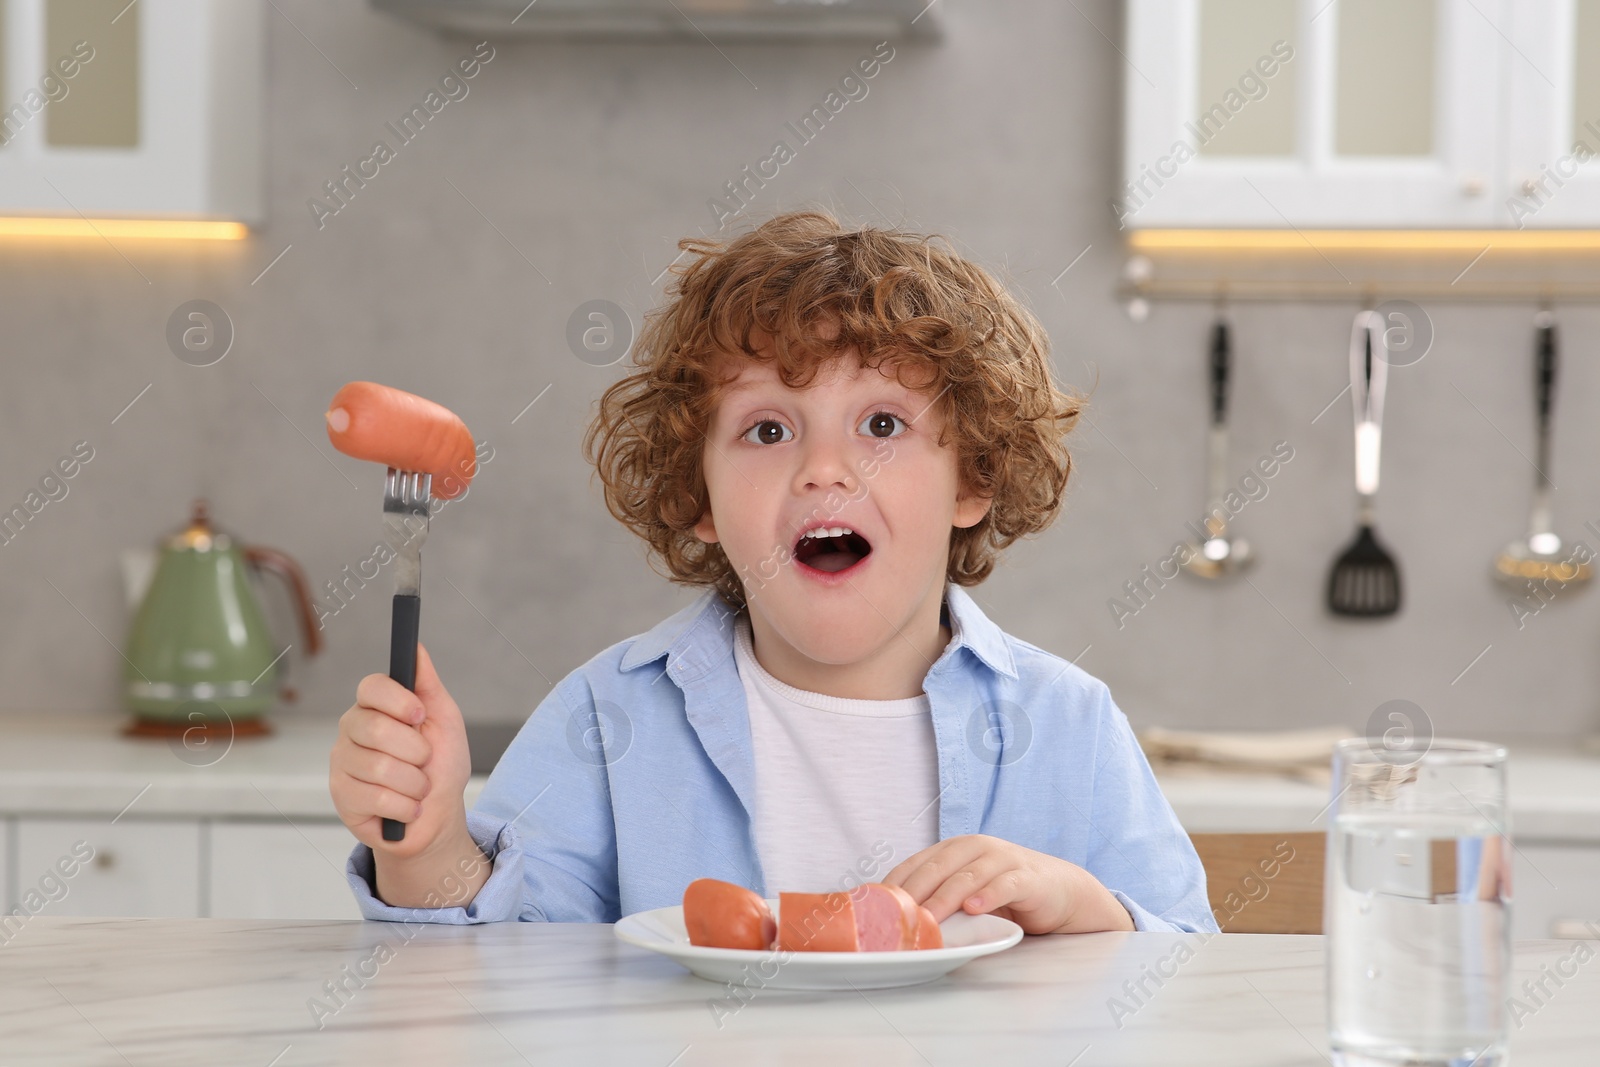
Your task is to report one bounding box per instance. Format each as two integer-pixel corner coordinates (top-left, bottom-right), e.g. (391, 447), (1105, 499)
(1325, 737), (1511, 1066)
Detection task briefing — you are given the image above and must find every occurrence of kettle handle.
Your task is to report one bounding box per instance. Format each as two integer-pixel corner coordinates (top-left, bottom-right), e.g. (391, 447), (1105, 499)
(243, 547), (325, 697)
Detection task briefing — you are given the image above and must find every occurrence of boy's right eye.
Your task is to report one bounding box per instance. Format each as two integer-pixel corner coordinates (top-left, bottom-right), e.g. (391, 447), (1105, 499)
(741, 419), (793, 445)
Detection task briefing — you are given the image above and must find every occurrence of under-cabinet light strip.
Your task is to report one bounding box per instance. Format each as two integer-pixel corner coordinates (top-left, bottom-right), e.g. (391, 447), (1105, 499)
(0, 218), (248, 240)
(1128, 229), (1600, 252)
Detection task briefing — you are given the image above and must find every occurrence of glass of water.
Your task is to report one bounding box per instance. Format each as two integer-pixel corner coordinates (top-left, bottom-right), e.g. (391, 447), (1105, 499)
(1326, 737), (1511, 1066)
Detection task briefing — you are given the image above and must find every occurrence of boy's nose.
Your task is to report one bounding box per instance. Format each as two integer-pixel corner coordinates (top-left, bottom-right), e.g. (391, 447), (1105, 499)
(794, 435), (858, 495)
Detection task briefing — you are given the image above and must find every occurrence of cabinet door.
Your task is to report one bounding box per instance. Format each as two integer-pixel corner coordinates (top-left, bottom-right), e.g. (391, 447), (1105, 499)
(1502, 0), (1600, 226)
(1511, 843), (1600, 939)
(208, 821), (362, 920)
(1123, 0), (1505, 227)
(15, 817), (201, 918)
(0, 0), (262, 220)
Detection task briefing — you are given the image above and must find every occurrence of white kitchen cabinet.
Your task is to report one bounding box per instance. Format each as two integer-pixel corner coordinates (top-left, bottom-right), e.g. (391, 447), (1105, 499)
(0, 0), (263, 222)
(208, 821), (362, 920)
(1122, 0), (1600, 229)
(1502, 0), (1600, 227)
(11, 816), (362, 921)
(1511, 842), (1600, 940)
(15, 816), (201, 918)
(0, 717), (485, 921)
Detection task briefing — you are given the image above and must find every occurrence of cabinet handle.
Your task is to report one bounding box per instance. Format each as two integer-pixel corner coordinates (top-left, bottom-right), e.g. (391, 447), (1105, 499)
(94, 850), (115, 870)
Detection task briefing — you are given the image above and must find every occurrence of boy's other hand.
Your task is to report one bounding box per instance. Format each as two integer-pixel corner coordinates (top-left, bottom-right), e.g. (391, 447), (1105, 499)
(329, 642), (472, 860)
(882, 834), (1136, 935)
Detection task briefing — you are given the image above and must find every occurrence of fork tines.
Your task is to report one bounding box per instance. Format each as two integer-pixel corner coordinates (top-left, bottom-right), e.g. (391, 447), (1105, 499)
(382, 468), (433, 520)
(382, 469), (432, 597)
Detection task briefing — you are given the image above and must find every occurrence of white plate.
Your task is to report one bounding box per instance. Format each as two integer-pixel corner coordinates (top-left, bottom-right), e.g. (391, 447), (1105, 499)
(614, 897), (1024, 990)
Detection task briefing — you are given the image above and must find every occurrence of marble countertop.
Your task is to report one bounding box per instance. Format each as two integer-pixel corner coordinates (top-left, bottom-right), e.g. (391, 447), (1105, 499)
(1151, 738), (1600, 842)
(0, 716), (487, 819)
(2, 716), (1599, 842)
(0, 917), (1591, 1065)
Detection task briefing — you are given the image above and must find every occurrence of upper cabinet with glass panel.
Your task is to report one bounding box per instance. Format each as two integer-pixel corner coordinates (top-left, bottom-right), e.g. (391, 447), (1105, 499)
(1502, 0), (1600, 227)
(0, 0), (262, 223)
(1121, 0), (1600, 229)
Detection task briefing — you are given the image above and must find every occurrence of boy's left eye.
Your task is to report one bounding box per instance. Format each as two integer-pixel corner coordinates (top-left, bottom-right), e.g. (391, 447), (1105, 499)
(859, 411), (907, 439)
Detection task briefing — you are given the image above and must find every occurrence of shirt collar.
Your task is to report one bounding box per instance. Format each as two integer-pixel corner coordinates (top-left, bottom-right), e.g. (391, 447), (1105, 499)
(941, 583), (1018, 679)
(619, 581), (1017, 681)
(617, 590), (735, 674)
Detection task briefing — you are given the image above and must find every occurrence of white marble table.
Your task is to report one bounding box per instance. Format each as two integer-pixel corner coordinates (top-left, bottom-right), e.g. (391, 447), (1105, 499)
(0, 918), (1593, 1065)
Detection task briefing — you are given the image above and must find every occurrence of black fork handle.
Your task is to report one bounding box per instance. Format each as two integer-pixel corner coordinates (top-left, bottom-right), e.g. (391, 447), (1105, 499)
(381, 593), (422, 842)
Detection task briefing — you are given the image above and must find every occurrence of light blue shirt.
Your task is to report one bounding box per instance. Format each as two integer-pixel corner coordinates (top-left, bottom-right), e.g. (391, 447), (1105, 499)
(346, 583), (1218, 934)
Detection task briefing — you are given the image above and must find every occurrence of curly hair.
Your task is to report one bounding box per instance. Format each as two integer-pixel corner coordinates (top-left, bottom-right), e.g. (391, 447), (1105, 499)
(583, 209), (1081, 607)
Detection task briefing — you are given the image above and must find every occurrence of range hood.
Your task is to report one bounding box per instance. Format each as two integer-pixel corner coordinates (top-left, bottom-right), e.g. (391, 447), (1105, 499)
(369, 0), (943, 41)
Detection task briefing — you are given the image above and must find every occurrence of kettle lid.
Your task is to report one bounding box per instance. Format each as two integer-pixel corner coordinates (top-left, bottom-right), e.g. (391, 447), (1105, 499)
(166, 498), (231, 552)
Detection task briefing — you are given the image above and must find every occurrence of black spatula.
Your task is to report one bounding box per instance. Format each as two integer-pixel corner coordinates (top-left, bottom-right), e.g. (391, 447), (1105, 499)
(1327, 309), (1401, 617)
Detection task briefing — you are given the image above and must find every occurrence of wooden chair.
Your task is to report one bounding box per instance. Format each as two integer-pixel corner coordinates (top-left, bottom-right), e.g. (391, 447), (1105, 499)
(1189, 832), (1326, 934)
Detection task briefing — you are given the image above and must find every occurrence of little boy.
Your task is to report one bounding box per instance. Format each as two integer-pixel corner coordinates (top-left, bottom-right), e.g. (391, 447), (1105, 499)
(330, 210), (1216, 935)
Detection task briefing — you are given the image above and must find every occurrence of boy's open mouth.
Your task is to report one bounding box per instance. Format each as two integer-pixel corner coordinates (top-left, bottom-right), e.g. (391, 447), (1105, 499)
(793, 526), (873, 574)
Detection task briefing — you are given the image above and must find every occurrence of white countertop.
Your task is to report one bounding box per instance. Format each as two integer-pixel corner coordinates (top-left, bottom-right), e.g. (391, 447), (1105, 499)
(2, 715), (1598, 842)
(1151, 739), (1600, 842)
(0, 917), (1591, 1065)
(0, 715), (487, 819)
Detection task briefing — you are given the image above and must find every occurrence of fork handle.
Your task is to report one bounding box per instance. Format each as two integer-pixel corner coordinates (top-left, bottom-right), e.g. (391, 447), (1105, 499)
(381, 592), (422, 843)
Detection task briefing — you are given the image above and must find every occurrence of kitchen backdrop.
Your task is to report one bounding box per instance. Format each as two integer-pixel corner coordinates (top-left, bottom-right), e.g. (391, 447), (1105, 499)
(1, 0), (1597, 744)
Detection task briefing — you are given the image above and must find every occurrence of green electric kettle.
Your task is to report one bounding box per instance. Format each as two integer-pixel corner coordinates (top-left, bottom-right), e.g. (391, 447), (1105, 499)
(122, 499), (322, 737)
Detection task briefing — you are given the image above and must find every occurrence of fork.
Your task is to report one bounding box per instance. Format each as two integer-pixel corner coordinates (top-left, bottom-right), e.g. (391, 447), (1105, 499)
(381, 467), (432, 842)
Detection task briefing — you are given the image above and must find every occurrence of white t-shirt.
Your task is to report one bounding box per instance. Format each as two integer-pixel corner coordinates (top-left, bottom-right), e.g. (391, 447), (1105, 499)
(732, 613), (941, 894)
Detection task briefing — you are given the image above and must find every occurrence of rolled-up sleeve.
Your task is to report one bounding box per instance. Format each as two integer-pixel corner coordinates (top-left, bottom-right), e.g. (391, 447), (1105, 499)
(346, 809), (531, 923)
(1083, 686), (1218, 934)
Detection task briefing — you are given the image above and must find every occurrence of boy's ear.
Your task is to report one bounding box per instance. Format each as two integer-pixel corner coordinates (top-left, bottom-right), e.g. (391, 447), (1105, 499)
(953, 487), (992, 530)
(693, 509), (720, 544)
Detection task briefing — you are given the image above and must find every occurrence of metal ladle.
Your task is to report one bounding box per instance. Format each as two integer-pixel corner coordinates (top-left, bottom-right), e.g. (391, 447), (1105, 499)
(1183, 317), (1254, 579)
(1494, 311), (1592, 588)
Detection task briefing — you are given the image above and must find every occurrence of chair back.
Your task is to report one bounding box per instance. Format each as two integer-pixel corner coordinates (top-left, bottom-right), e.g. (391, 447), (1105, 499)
(1189, 831), (1326, 933)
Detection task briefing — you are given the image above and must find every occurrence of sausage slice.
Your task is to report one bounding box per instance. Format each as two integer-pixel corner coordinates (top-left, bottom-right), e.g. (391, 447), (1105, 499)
(682, 878), (776, 950)
(777, 891), (858, 952)
(848, 883), (918, 950)
(912, 905), (944, 950)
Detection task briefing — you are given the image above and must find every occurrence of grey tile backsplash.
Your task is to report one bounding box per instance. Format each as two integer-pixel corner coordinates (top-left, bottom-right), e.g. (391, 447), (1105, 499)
(2, 0), (1596, 741)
